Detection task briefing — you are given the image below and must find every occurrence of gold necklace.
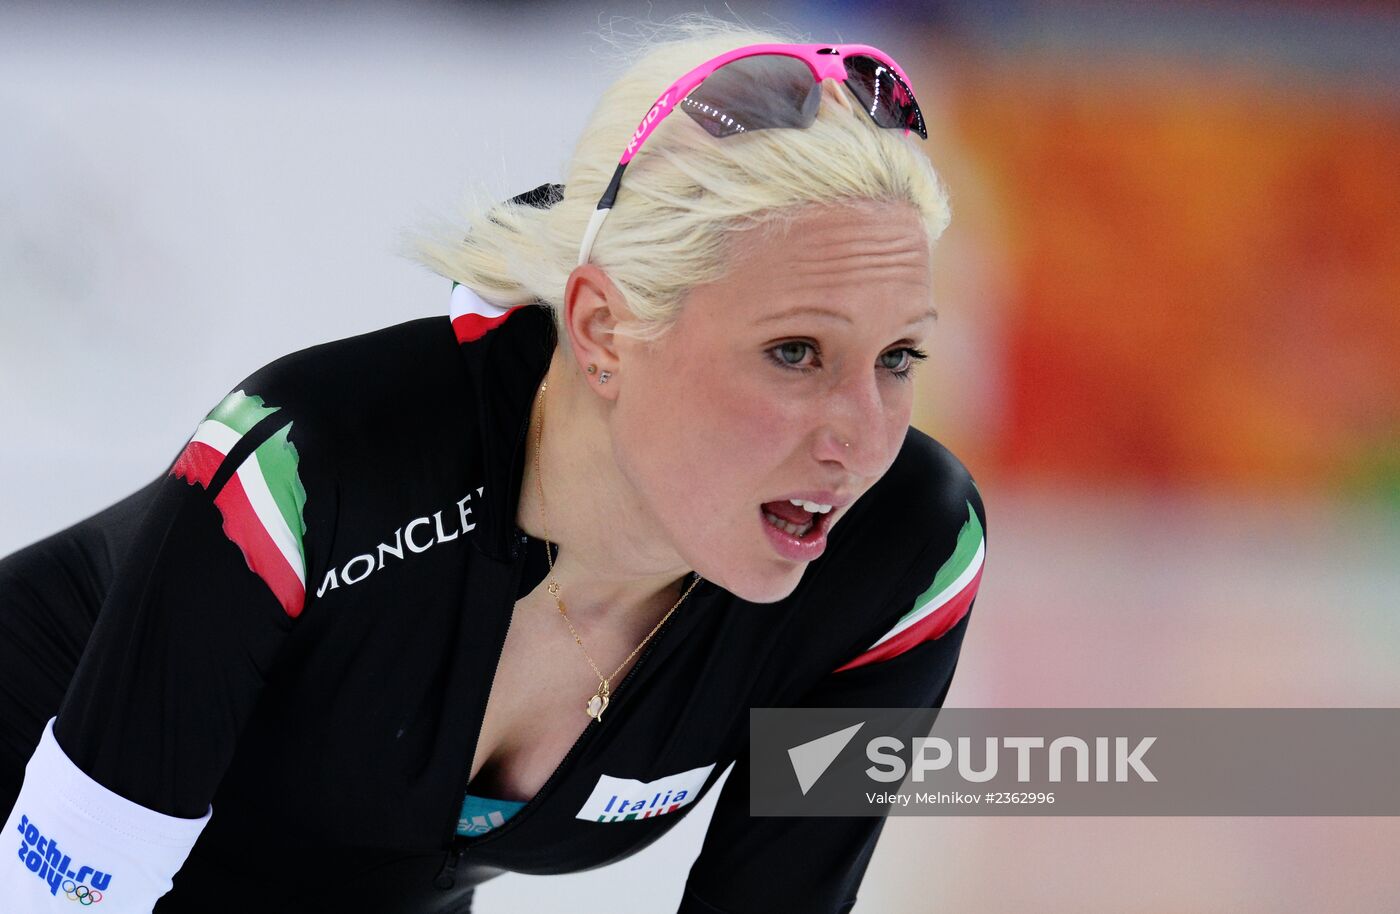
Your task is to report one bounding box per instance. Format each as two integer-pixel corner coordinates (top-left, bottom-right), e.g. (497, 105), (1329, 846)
(532, 378), (701, 721)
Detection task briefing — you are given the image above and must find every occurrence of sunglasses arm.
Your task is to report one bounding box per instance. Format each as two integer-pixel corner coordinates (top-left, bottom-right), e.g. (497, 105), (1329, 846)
(578, 162), (627, 266)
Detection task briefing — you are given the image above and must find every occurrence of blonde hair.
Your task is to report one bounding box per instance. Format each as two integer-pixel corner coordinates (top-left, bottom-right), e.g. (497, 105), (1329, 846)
(408, 14), (952, 345)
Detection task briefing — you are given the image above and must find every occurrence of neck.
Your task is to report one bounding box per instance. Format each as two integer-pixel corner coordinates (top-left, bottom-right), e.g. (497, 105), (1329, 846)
(515, 346), (694, 627)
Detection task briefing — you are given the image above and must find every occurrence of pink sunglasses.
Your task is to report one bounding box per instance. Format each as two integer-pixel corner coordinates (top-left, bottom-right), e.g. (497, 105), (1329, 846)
(577, 42), (928, 265)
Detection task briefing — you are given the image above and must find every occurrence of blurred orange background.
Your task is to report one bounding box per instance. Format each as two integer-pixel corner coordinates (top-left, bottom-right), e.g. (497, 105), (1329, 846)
(913, 11), (1400, 504)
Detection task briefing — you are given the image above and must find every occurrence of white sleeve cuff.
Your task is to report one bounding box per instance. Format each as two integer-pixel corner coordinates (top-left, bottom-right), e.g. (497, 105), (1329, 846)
(2, 716), (211, 911)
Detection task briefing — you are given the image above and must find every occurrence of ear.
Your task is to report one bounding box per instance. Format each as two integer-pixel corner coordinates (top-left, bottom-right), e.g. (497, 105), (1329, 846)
(563, 264), (631, 400)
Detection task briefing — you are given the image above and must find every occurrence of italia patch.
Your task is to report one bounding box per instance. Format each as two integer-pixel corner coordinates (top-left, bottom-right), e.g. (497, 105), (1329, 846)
(575, 763), (716, 823)
(168, 389), (309, 618)
(834, 500), (985, 672)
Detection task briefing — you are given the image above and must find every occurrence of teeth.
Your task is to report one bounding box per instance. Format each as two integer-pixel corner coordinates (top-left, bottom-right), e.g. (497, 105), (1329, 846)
(764, 511), (814, 537)
(787, 498), (833, 514)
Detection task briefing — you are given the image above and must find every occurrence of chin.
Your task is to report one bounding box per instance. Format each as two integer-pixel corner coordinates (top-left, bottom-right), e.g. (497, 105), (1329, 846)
(705, 561), (806, 604)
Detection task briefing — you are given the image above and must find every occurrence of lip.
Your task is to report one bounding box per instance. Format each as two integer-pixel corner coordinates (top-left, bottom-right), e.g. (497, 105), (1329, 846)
(758, 503), (832, 563)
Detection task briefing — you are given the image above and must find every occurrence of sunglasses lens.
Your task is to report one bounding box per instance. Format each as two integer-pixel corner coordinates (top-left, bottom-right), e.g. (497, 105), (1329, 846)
(842, 55), (927, 139)
(681, 54), (820, 138)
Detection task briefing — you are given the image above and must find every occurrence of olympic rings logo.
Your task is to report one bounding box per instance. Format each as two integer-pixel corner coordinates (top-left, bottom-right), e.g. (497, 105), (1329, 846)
(62, 879), (103, 904)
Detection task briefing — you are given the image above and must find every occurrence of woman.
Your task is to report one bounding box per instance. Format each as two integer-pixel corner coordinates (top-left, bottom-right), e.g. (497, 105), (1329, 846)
(1, 20), (986, 914)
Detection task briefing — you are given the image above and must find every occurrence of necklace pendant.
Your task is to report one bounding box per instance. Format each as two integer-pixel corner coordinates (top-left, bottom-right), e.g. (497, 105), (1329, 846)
(585, 692), (610, 721)
(586, 686), (611, 721)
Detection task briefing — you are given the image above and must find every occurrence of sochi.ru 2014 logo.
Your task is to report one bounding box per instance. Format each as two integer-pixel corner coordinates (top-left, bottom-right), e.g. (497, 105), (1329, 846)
(15, 813), (112, 903)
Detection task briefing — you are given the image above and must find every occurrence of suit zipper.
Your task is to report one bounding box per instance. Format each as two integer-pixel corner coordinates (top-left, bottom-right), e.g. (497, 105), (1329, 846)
(432, 844), (464, 890)
(434, 530), (531, 890)
(436, 384), (539, 890)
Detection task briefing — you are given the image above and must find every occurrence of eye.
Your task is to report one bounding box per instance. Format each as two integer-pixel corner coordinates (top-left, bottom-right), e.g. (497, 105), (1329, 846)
(880, 349), (910, 372)
(881, 347), (929, 381)
(765, 342), (929, 379)
(766, 341), (820, 373)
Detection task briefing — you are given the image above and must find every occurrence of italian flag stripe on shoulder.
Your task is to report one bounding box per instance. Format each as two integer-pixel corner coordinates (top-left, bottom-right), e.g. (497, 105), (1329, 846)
(450, 281), (527, 343)
(168, 390), (309, 618)
(834, 501), (984, 673)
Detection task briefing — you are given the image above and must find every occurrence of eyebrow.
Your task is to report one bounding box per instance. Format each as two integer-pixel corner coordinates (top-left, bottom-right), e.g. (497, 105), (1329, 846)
(755, 304), (939, 326)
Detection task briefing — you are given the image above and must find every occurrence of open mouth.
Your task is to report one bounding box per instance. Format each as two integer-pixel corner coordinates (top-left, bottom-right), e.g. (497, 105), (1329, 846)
(761, 506), (823, 534)
(760, 504), (828, 539)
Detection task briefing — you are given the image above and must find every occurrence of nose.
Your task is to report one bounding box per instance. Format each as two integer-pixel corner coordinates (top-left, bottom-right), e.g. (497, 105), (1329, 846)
(814, 369), (895, 475)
